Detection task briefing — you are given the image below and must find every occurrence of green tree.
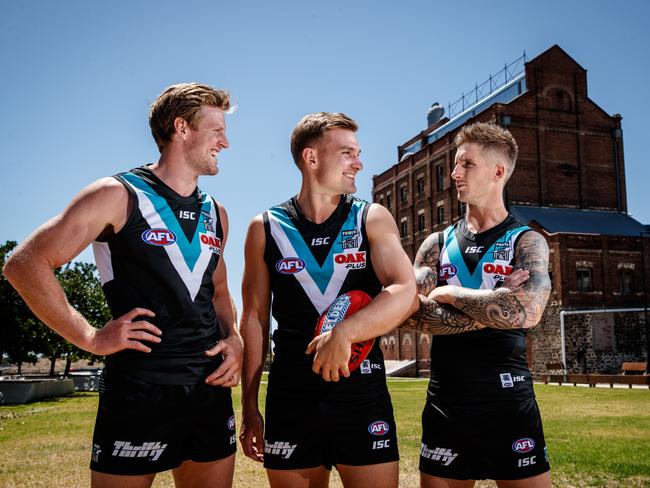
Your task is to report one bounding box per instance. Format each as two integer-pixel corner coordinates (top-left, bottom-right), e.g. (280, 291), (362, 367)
(37, 261), (111, 376)
(0, 241), (38, 374)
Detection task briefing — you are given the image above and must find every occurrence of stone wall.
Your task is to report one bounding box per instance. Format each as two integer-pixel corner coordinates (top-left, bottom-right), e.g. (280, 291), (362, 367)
(530, 306), (648, 375)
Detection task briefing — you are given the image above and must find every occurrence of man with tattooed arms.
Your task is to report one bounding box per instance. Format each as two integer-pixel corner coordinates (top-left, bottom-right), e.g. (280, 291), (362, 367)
(402, 122), (552, 488)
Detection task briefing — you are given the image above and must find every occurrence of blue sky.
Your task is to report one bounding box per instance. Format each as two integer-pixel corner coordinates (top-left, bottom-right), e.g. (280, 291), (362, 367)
(1, 1), (649, 312)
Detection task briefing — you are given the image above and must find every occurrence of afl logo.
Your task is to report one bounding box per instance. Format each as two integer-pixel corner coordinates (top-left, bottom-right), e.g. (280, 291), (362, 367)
(227, 415), (236, 431)
(439, 263), (457, 280)
(368, 420), (390, 436)
(141, 228), (176, 246)
(276, 257), (305, 274)
(512, 437), (535, 453)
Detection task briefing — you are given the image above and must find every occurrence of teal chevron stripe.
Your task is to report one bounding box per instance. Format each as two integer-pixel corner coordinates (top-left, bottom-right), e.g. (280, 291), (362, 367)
(123, 172), (208, 272)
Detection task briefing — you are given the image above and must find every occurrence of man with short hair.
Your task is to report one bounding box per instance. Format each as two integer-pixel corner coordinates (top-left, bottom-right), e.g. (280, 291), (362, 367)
(402, 122), (552, 488)
(3, 82), (242, 488)
(239, 112), (417, 488)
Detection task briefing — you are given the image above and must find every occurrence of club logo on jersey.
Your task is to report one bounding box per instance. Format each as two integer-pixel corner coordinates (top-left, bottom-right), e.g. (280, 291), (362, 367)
(200, 233), (222, 255)
(500, 373), (514, 388)
(341, 229), (360, 250)
(141, 228), (176, 246)
(368, 420), (390, 436)
(360, 359), (372, 374)
(439, 263), (458, 280)
(512, 438), (535, 454)
(202, 210), (215, 233)
(227, 415), (236, 431)
(276, 257), (305, 274)
(334, 251), (366, 269)
(493, 242), (512, 260)
(483, 263), (513, 279)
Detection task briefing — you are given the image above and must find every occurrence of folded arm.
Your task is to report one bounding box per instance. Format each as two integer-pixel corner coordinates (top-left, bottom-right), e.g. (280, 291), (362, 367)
(430, 231), (551, 329)
(400, 232), (485, 335)
(307, 203), (418, 380)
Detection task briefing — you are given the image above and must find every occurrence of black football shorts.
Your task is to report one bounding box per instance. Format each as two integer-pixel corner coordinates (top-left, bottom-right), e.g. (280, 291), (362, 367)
(419, 396), (550, 480)
(263, 389), (399, 470)
(90, 370), (236, 475)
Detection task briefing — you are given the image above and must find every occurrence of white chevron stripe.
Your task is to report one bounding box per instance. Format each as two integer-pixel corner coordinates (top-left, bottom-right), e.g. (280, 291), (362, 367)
(268, 208), (365, 315)
(127, 182), (217, 301)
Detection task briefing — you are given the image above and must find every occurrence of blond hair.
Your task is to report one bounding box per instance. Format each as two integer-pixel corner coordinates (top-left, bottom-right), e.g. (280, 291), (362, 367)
(455, 122), (518, 178)
(290, 112), (358, 167)
(149, 83), (230, 152)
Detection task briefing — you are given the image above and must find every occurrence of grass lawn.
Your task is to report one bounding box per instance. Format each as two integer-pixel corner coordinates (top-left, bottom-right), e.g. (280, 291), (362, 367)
(0, 379), (648, 487)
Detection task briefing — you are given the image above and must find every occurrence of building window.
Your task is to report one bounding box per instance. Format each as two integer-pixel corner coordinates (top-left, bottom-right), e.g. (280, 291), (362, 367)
(417, 175), (425, 195)
(576, 268), (592, 292)
(418, 213), (425, 232)
(437, 205), (445, 225)
(386, 193), (392, 209)
(619, 269), (635, 296)
(400, 185), (408, 203)
(400, 219), (408, 238)
(435, 165), (444, 192)
(458, 201), (466, 217)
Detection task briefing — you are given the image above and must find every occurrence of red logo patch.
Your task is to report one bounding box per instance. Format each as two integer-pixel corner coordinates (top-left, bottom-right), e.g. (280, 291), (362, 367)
(483, 263), (513, 275)
(334, 252), (366, 269)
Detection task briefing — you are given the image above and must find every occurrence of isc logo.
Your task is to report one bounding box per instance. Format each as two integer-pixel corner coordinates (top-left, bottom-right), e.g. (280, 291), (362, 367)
(512, 438), (535, 453)
(141, 229), (176, 246)
(276, 257), (305, 274)
(439, 263), (457, 280)
(368, 421), (389, 436)
(372, 439), (390, 450)
(517, 456), (537, 467)
(334, 252), (366, 269)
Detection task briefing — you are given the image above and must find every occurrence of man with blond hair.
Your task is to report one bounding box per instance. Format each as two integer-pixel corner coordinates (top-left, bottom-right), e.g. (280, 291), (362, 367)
(402, 122), (552, 487)
(3, 83), (242, 488)
(239, 112), (417, 488)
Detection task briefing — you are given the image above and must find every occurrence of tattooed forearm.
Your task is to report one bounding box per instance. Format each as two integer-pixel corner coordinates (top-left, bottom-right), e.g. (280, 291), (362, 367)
(452, 231), (551, 329)
(401, 296), (485, 335)
(413, 233), (441, 296)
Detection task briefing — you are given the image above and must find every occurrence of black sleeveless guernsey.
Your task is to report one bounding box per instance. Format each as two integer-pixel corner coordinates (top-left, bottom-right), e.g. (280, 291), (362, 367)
(264, 195), (387, 401)
(92, 166), (224, 385)
(428, 214), (535, 409)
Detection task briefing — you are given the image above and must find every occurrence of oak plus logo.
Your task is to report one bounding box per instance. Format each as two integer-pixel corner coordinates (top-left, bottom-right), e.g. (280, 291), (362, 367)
(264, 441), (297, 459)
(112, 440), (167, 461)
(334, 251), (366, 270)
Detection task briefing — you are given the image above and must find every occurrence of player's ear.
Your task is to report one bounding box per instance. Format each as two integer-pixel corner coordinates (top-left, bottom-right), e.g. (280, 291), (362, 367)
(494, 161), (507, 182)
(302, 147), (317, 169)
(173, 117), (188, 138)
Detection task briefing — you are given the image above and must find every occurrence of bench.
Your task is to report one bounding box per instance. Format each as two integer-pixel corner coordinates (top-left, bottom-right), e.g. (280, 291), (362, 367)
(544, 373), (650, 388)
(621, 362), (647, 375)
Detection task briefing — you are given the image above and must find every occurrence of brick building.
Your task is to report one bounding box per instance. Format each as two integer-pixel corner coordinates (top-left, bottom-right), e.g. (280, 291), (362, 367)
(373, 45), (649, 375)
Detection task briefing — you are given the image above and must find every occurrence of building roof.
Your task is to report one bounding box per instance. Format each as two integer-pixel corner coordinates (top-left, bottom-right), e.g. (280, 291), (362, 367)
(509, 206), (648, 237)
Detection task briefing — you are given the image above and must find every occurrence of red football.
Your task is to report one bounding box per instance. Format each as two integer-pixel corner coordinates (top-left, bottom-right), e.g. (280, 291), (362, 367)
(315, 290), (374, 372)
